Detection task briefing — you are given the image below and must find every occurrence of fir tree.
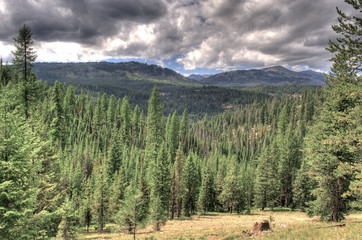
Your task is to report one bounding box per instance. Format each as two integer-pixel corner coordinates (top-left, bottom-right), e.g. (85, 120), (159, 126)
(171, 145), (185, 218)
(181, 154), (199, 217)
(50, 81), (66, 148)
(218, 157), (244, 214)
(145, 86), (164, 178)
(12, 24), (39, 119)
(150, 143), (171, 230)
(92, 160), (108, 231)
(120, 96), (132, 145)
(108, 170), (125, 220)
(80, 180), (92, 232)
(305, 0), (361, 222)
(56, 199), (77, 240)
(168, 111), (180, 161)
(116, 183), (145, 240)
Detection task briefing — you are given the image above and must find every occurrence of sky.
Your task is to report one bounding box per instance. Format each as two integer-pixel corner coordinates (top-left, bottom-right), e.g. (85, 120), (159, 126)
(0, 0), (347, 75)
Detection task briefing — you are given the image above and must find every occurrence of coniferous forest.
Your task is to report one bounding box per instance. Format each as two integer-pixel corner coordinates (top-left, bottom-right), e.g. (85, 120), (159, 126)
(0, 1), (361, 239)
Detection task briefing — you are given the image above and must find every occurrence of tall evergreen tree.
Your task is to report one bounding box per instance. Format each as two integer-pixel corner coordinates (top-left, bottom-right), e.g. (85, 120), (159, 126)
(181, 154), (199, 217)
(80, 180), (92, 232)
(254, 143), (279, 210)
(150, 143), (171, 230)
(116, 183), (145, 240)
(171, 145), (185, 218)
(167, 111), (180, 161)
(92, 160), (108, 230)
(50, 81), (66, 148)
(179, 109), (189, 152)
(120, 96), (132, 145)
(218, 157), (244, 214)
(56, 199), (77, 240)
(305, 0), (361, 222)
(12, 24), (38, 119)
(145, 86), (164, 177)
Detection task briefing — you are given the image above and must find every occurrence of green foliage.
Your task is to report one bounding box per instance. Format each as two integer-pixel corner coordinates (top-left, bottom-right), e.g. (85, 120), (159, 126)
(218, 159), (244, 214)
(181, 154), (199, 217)
(0, 59), (12, 87)
(0, 85), (37, 238)
(254, 143), (279, 210)
(145, 86), (165, 178)
(3, 21), (354, 239)
(12, 24), (37, 83)
(92, 160), (108, 230)
(116, 184), (145, 239)
(56, 199), (77, 240)
(150, 143), (171, 230)
(79, 180), (92, 232)
(12, 24), (39, 119)
(197, 166), (215, 214)
(305, 0), (361, 222)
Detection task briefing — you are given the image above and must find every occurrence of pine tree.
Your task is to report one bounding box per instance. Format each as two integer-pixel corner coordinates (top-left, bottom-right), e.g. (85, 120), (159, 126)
(12, 24), (38, 119)
(50, 81), (66, 148)
(80, 180), (92, 232)
(293, 159), (313, 211)
(107, 94), (117, 127)
(120, 96), (132, 145)
(132, 105), (140, 144)
(197, 166), (215, 214)
(106, 136), (123, 179)
(179, 109), (189, 152)
(150, 143), (171, 230)
(218, 156), (244, 214)
(305, 0), (361, 222)
(56, 199), (77, 240)
(254, 143), (279, 210)
(116, 184), (145, 240)
(108, 170), (125, 220)
(171, 145), (185, 218)
(167, 111), (180, 161)
(181, 154), (199, 217)
(63, 85), (76, 126)
(92, 160), (108, 231)
(145, 86), (164, 178)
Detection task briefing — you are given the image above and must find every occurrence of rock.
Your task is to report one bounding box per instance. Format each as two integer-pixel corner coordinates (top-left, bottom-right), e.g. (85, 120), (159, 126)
(251, 220), (271, 234)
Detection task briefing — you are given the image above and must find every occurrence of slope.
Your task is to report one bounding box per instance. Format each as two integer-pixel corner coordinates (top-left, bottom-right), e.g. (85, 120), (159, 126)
(200, 66), (326, 87)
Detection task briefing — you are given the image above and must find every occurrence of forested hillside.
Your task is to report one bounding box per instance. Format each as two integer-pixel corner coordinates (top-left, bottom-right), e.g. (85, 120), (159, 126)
(200, 66), (326, 87)
(0, 1), (360, 239)
(32, 62), (319, 117)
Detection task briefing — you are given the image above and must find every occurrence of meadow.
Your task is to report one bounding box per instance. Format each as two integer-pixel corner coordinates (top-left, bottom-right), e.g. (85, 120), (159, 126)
(78, 210), (362, 240)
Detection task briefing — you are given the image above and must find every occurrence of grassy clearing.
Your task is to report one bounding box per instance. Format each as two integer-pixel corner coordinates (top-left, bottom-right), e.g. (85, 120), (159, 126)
(78, 211), (362, 240)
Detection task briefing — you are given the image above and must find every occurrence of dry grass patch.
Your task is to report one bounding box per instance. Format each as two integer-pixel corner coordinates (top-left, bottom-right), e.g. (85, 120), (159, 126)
(78, 211), (362, 240)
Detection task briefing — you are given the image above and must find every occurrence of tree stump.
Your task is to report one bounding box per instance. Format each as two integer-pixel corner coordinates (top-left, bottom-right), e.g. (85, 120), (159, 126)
(251, 220), (271, 234)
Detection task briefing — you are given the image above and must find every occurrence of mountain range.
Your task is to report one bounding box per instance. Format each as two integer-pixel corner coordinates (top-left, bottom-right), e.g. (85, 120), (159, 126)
(33, 61), (200, 92)
(187, 74), (212, 81)
(198, 66), (326, 87)
(33, 62), (325, 91)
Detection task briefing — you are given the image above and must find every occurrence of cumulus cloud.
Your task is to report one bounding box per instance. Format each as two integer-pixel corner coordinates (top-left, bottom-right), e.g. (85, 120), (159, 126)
(0, 0), (346, 72)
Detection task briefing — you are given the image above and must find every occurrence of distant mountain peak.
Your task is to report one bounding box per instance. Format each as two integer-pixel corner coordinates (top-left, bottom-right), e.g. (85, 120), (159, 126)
(265, 66), (290, 72)
(187, 74), (212, 81)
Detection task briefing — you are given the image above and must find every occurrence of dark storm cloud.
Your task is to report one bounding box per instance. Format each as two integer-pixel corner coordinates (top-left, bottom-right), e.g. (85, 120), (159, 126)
(0, 0), (167, 44)
(0, 0), (349, 71)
